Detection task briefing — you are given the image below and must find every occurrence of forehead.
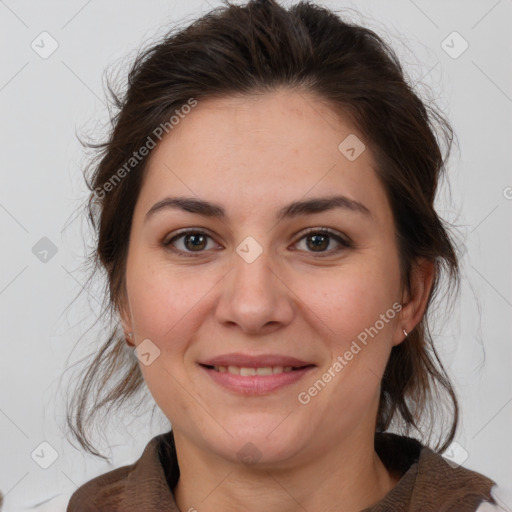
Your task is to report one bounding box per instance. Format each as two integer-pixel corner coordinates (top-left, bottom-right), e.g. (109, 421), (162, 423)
(137, 89), (391, 225)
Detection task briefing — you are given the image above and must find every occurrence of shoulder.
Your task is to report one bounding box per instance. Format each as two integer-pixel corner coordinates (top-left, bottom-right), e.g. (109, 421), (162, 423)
(373, 433), (499, 511)
(410, 442), (498, 510)
(66, 462), (136, 511)
(66, 431), (176, 512)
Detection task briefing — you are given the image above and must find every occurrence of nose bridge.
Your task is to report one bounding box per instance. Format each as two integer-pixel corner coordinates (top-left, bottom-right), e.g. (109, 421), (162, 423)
(234, 241), (272, 291)
(215, 236), (293, 333)
(231, 238), (275, 304)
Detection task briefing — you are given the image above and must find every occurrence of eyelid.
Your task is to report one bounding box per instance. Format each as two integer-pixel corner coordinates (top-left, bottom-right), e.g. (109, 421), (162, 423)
(298, 226), (350, 244)
(162, 228), (221, 257)
(162, 226), (352, 257)
(292, 227), (352, 255)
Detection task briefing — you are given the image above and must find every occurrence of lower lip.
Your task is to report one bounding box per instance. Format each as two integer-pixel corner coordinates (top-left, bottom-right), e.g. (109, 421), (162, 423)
(200, 365), (315, 395)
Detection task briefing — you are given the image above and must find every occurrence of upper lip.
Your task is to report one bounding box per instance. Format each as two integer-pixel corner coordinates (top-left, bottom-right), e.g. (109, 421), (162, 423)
(200, 353), (315, 368)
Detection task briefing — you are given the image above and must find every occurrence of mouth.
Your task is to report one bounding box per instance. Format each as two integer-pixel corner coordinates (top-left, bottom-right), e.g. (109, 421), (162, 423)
(198, 353), (316, 395)
(200, 364), (312, 375)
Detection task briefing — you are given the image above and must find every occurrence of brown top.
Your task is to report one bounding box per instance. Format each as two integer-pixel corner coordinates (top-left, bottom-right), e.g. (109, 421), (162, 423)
(67, 431), (497, 511)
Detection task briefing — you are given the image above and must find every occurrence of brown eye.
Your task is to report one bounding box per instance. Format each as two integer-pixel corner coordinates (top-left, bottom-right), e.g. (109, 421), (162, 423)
(162, 227), (352, 258)
(295, 228), (352, 256)
(182, 233), (208, 251)
(163, 230), (218, 256)
(305, 233), (330, 252)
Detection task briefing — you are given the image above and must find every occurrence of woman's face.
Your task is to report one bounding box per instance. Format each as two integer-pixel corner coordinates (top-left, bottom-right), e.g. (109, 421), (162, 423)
(121, 89), (408, 466)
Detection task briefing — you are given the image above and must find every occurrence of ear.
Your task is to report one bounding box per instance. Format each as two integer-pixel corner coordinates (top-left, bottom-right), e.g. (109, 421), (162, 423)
(119, 291), (134, 345)
(393, 258), (435, 346)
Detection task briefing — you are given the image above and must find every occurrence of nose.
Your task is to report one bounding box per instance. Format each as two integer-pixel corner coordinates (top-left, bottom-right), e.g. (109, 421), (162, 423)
(215, 246), (294, 335)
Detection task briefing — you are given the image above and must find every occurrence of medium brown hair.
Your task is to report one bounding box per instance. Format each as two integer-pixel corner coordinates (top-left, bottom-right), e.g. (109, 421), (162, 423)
(66, 0), (460, 461)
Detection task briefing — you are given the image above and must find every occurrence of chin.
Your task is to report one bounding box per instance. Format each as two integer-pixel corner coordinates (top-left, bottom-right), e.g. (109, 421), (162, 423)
(205, 415), (310, 467)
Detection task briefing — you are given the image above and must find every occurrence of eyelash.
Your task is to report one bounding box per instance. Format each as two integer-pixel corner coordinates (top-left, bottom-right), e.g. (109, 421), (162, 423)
(162, 227), (353, 258)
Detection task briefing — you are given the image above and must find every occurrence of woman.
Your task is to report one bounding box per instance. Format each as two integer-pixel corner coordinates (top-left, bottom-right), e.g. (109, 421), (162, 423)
(65, 0), (501, 510)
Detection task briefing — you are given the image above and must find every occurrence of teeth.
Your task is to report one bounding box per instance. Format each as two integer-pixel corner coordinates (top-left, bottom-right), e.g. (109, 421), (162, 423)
(256, 367), (273, 376)
(213, 365), (297, 375)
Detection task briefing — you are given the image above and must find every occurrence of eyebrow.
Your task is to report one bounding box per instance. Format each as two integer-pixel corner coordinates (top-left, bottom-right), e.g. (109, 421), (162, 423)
(145, 195), (372, 223)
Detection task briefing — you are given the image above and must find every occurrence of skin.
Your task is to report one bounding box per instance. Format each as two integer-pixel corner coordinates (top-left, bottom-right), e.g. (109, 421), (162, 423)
(120, 88), (434, 512)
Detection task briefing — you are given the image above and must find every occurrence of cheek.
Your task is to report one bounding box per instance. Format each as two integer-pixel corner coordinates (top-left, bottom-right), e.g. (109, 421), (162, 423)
(299, 260), (400, 344)
(126, 259), (200, 410)
(138, 360), (195, 430)
(126, 253), (213, 342)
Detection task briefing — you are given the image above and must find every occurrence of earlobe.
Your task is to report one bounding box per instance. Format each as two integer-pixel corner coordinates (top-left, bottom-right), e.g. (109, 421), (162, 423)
(392, 318), (409, 347)
(119, 307), (132, 336)
(124, 331), (135, 347)
(394, 258), (435, 345)
(119, 296), (135, 347)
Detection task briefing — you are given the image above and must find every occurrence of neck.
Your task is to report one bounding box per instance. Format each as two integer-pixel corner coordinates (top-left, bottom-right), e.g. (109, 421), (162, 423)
(172, 429), (399, 512)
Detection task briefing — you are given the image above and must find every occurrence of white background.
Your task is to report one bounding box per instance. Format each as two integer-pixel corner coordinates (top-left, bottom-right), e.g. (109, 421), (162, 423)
(0, 0), (511, 510)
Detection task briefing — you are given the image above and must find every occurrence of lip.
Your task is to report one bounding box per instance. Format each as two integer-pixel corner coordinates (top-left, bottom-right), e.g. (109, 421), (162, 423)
(200, 353), (314, 368)
(200, 365), (315, 395)
(198, 352), (316, 395)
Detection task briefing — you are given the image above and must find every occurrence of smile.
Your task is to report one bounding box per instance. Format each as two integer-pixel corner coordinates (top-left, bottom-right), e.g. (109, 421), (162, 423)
(210, 365), (296, 375)
(198, 364), (316, 396)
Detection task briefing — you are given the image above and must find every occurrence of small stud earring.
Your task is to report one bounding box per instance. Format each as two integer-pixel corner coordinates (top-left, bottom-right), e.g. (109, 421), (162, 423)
(125, 332), (134, 346)
(402, 329), (408, 337)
